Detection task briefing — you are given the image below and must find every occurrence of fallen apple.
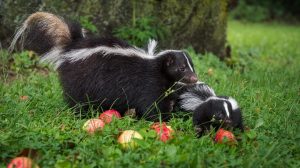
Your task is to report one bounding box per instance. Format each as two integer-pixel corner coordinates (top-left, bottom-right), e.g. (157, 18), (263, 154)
(99, 109), (121, 123)
(215, 128), (236, 144)
(19, 95), (29, 101)
(207, 68), (214, 76)
(118, 130), (143, 149)
(82, 119), (105, 134)
(150, 122), (174, 142)
(7, 157), (39, 168)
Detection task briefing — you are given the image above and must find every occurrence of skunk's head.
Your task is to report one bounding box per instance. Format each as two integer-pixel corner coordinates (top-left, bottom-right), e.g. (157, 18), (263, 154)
(193, 97), (244, 135)
(206, 98), (234, 127)
(161, 51), (198, 84)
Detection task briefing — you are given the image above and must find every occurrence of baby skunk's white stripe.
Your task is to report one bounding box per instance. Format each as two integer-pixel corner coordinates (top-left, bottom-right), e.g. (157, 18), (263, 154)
(183, 53), (194, 72)
(147, 39), (157, 55)
(206, 96), (239, 111)
(205, 96), (223, 102)
(228, 97), (239, 110)
(223, 102), (230, 117)
(179, 92), (205, 111)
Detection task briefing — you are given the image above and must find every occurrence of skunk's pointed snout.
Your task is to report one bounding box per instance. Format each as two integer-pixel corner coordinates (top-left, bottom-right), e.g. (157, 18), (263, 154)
(224, 119), (232, 124)
(186, 73), (198, 84)
(182, 73), (198, 84)
(189, 75), (198, 83)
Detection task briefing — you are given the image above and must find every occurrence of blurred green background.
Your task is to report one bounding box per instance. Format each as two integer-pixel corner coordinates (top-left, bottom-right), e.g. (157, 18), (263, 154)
(1, 0), (227, 57)
(1, 0), (299, 58)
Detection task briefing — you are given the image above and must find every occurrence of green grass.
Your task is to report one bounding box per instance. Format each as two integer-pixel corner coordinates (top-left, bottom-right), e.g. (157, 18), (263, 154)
(1, 20), (300, 167)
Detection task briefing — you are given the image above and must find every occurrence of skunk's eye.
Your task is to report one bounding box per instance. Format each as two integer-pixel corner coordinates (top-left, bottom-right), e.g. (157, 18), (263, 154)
(179, 67), (186, 72)
(216, 112), (224, 119)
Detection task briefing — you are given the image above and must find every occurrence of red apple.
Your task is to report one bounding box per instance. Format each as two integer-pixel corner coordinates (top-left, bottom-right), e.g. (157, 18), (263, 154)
(82, 119), (105, 134)
(150, 122), (174, 142)
(99, 109), (121, 123)
(19, 95), (29, 101)
(7, 157), (39, 168)
(118, 130), (143, 149)
(215, 128), (236, 144)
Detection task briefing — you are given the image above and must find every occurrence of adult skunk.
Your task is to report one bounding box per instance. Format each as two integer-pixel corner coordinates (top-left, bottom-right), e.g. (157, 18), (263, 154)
(177, 82), (244, 136)
(10, 12), (198, 121)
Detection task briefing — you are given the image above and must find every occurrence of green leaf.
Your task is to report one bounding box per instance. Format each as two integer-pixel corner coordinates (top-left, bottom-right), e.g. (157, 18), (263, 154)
(139, 128), (157, 139)
(55, 160), (72, 168)
(246, 130), (257, 140)
(254, 118), (264, 129)
(166, 145), (177, 159)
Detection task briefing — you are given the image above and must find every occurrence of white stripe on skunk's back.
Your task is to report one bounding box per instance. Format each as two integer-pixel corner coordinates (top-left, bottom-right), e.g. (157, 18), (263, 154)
(40, 45), (155, 69)
(63, 46), (154, 61)
(40, 39), (194, 70)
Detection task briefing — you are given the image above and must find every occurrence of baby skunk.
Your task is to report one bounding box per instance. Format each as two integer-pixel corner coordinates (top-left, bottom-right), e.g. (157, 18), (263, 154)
(10, 12), (198, 121)
(177, 82), (244, 136)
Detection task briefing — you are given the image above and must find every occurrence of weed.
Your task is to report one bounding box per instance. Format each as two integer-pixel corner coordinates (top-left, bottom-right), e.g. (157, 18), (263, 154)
(80, 16), (98, 33)
(114, 17), (168, 47)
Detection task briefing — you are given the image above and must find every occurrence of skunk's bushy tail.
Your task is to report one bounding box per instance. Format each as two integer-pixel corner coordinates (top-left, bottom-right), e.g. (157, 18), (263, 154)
(9, 12), (84, 55)
(178, 82), (216, 112)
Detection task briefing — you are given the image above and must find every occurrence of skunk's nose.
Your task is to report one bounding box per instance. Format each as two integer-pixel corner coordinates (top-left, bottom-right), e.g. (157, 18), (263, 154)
(189, 75), (198, 83)
(182, 74), (198, 84)
(224, 119), (232, 124)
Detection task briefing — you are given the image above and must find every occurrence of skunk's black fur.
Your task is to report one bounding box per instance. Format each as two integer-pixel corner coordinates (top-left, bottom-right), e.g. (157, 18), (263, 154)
(11, 12), (198, 121)
(177, 82), (244, 136)
(58, 44), (192, 120)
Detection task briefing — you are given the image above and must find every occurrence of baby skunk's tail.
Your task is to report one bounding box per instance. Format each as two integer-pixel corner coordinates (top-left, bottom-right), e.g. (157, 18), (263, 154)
(9, 12), (84, 55)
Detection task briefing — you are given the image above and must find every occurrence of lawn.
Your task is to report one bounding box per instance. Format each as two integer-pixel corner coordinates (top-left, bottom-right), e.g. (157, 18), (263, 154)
(1, 21), (299, 167)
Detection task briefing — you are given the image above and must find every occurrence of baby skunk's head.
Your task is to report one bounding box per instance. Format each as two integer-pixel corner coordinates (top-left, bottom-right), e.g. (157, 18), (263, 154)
(193, 97), (244, 136)
(160, 51), (198, 84)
